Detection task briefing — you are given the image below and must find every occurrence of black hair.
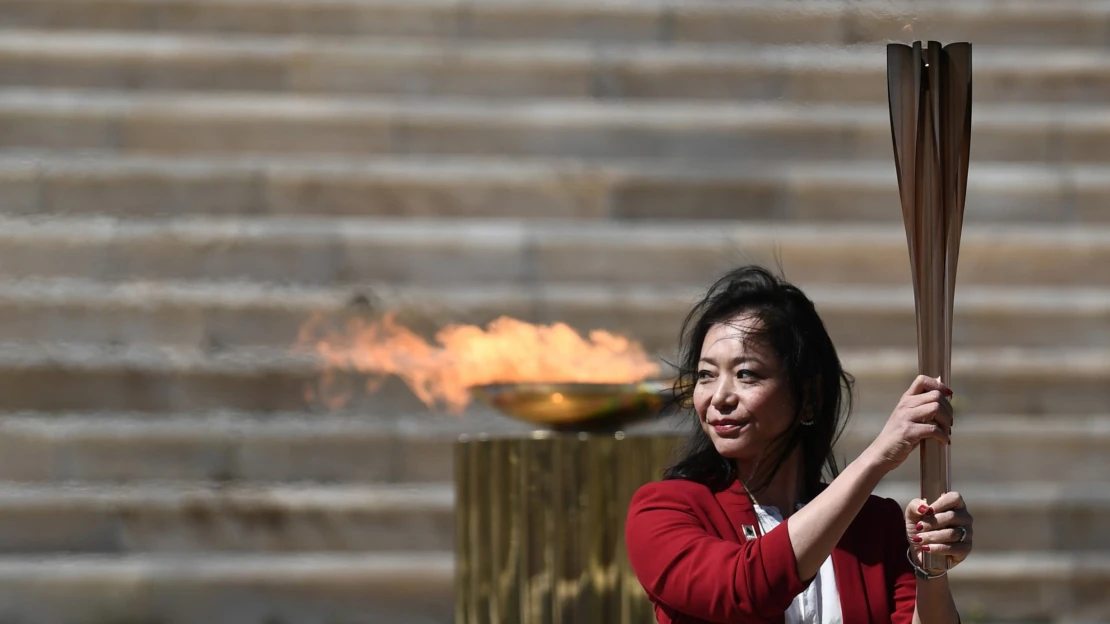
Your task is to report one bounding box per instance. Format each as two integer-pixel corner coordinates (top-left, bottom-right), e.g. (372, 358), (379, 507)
(663, 265), (853, 497)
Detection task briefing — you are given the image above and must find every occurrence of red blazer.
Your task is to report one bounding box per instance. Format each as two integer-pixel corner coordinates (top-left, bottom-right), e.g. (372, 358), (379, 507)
(625, 478), (916, 624)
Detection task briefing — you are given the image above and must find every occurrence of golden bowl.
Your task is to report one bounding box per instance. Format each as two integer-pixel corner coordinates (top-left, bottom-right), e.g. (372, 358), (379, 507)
(469, 380), (673, 429)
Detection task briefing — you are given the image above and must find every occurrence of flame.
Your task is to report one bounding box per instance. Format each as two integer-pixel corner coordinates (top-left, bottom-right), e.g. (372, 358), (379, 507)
(298, 313), (661, 413)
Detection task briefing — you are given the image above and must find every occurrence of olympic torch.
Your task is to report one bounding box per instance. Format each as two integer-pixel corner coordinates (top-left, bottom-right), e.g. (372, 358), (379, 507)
(887, 41), (972, 571)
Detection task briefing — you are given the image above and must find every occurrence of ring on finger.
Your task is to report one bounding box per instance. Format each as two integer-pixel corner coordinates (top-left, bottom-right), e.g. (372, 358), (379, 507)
(955, 525), (968, 543)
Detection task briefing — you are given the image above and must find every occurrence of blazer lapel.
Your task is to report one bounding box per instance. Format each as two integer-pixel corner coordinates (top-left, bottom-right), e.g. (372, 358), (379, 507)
(713, 480), (787, 624)
(712, 479), (759, 543)
(711, 481), (884, 624)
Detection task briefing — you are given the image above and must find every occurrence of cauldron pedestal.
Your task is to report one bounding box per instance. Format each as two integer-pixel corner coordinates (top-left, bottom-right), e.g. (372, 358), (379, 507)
(455, 431), (682, 624)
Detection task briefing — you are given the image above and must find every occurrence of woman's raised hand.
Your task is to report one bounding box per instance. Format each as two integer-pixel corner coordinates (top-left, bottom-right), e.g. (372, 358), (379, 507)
(906, 491), (974, 571)
(863, 375), (953, 475)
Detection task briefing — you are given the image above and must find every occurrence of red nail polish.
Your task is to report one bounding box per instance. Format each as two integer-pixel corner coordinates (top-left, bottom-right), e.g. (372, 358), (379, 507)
(916, 523), (923, 531)
(912, 535), (923, 543)
(921, 545), (931, 552)
(918, 505), (929, 514)
(944, 388), (953, 397)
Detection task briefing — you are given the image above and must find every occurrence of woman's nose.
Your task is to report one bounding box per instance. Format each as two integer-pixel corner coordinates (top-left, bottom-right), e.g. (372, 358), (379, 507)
(710, 379), (738, 410)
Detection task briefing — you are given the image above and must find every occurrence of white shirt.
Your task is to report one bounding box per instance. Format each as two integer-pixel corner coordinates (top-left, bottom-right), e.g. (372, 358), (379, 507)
(753, 503), (844, 624)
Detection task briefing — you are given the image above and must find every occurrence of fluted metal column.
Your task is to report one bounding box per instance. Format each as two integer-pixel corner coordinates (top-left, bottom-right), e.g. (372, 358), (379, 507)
(455, 432), (682, 624)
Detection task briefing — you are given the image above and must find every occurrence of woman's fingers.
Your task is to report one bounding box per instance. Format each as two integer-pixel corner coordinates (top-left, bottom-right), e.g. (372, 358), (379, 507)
(909, 422), (951, 446)
(915, 541), (972, 562)
(899, 388), (954, 436)
(909, 491), (974, 569)
(917, 509), (970, 531)
(914, 493), (972, 531)
(869, 377), (955, 473)
(904, 375), (950, 398)
(915, 403), (953, 433)
(928, 491), (967, 514)
(906, 396), (954, 428)
(905, 498), (930, 523)
(914, 525), (973, 546)
(911, 522), (973, 566)
(903, 375), (935, 396)
(902, 389), (948, 409)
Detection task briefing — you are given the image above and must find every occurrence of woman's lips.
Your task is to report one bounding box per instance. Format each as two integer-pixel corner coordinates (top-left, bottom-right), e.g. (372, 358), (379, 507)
(710, 421), (747, 435)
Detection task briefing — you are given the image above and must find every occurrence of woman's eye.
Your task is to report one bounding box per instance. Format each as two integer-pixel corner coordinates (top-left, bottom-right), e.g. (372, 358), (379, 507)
(697, 370), (713, 380)
(737, 369), (756, 380)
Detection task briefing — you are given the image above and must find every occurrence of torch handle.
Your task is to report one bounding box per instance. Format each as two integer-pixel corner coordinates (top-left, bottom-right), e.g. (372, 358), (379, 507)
(920, 440), (951, 571)
(917, 301), (953, 572)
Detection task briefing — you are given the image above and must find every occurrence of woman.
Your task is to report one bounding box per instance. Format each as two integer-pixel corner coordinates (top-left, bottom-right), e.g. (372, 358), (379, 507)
(626, 266), (973, 624)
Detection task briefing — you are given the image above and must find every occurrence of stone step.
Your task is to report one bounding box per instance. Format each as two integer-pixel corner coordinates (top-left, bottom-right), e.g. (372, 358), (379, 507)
(5, 32), (1110, 105)
(0, 480), (1102, 554)
(871, 482), (1110, 552)
(0, 410), (528, 484)
(843, 415), (1110, 488)
(2, 89), (1109, 164)
(7, 152), (1109, 223)
(0, 337), (1101, 415)
(0, 552), (455, 624)
(0, 482), (453, 554)
(2, 278), (1110, 353)
(0, 551), (1098, 623)
(1, 0), (1108, 48)
(0, 342), (1102, 415)
(0, 411), (1104, 485)
(1, 216), (1108, 289)
(950, 552), (1110, 623)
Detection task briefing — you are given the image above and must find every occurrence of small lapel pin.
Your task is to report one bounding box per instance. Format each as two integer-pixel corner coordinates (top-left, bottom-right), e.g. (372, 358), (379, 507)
(742, 525), (758, 540)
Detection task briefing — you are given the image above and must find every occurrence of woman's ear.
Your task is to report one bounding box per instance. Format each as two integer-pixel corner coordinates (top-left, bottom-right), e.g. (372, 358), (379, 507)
(798, 382), (822, 425)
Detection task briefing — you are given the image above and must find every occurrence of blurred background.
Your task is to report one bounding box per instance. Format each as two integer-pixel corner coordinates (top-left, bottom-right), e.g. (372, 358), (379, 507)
(0, 0), (1108, 622)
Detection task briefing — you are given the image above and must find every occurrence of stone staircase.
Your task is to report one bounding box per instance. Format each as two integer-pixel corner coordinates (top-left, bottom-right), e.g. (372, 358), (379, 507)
(0, 0), (1108, 622)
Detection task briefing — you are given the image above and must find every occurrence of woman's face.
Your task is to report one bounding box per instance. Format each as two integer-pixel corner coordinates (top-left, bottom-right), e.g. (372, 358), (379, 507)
(693, 313), (796, 462)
